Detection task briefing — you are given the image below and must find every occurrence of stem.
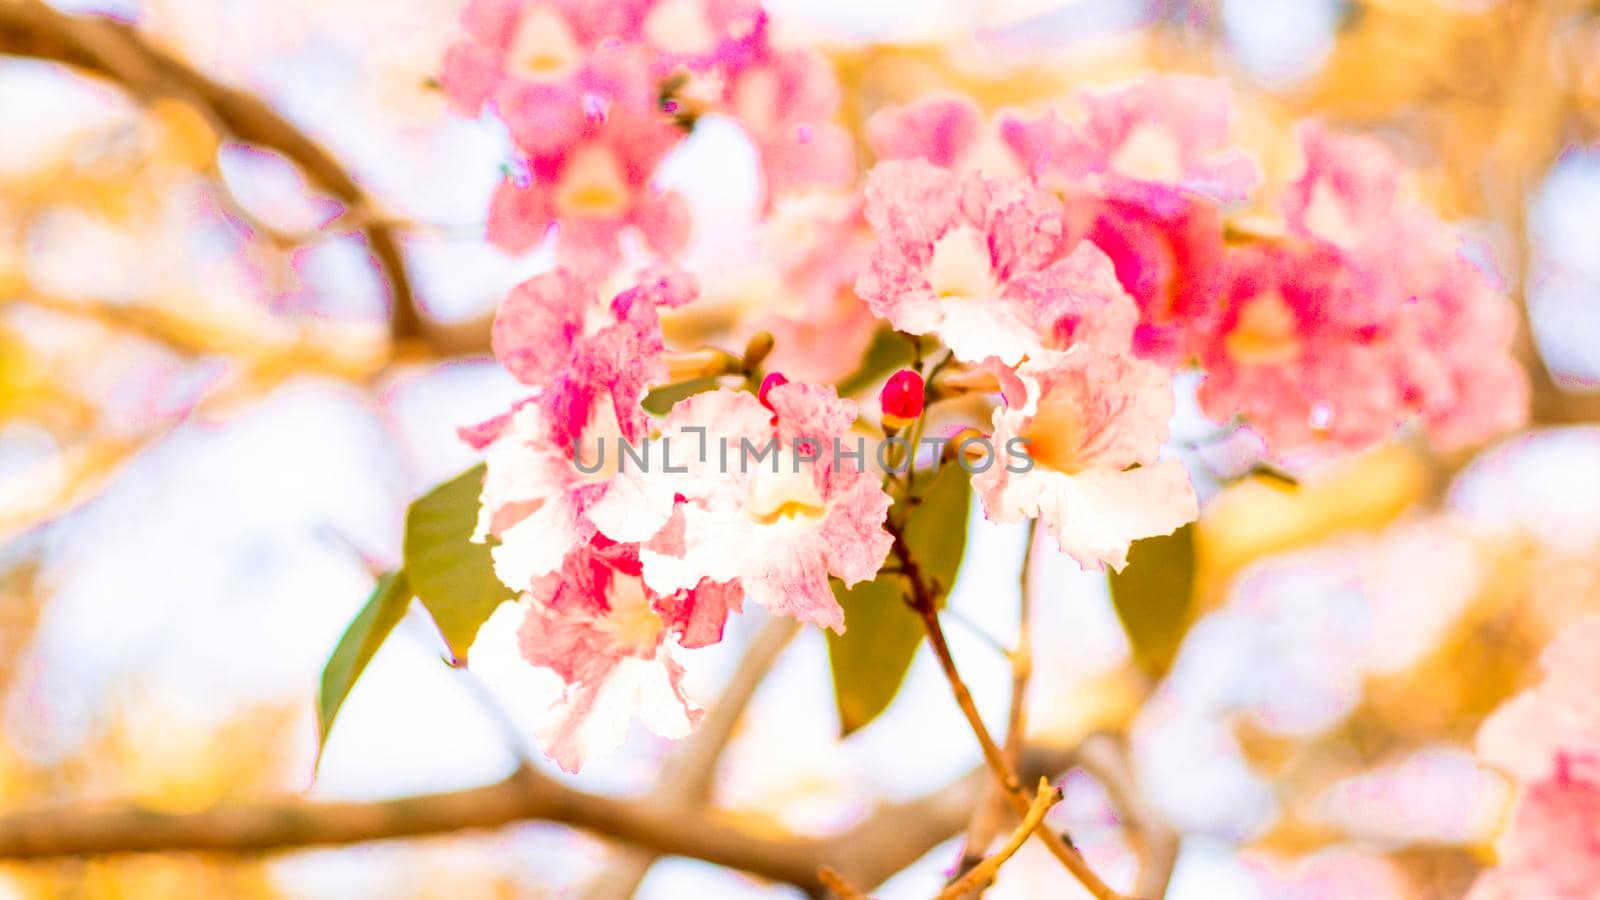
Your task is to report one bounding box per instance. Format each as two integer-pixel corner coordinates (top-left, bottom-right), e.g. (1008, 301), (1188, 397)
(938, 777), (1061, 900)
(957, 521), (1038, 878)
(889, 525), (1127, 900)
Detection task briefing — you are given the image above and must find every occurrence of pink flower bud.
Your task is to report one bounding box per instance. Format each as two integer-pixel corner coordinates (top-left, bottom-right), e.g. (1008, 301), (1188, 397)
(880, 369), (925, 429)
(758, 372), (789, 412)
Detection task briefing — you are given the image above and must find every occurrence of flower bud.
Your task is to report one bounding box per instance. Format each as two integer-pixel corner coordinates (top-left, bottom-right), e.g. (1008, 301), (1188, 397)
(880, 369), (925, 431)
(742, 331), (776, 371)
(758, 371), (789, 411)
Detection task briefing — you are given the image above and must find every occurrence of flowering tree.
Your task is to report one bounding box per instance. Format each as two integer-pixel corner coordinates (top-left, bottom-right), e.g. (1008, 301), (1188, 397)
(2, 0), (1600, 897)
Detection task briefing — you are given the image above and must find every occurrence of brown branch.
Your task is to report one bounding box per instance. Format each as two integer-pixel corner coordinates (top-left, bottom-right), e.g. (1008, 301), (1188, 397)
(0, 743), (1086, 894)
(818, 866), (869, 900)
(0, 0), (462, 350)
(889, 524), (1128, 900)
(939, 777), (1061, 900)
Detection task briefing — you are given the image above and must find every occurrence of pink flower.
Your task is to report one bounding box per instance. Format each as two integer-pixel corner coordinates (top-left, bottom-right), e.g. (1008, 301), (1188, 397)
(857, 159), (1134, 365)
(1195, 243), (1404, 451)
(725, 45), (855, 198)
(868, 96), (984, 169)
(637, 383), (893, 632)
(972, 347), (1196, 570)
(468, 269), (696, 587)
(1282, 122), (1403, 253)
(1467, 757), (1600, 900)
(1478, 618), (1600, 782)
(1468, 619), (1600, 897)
(1081, 183), (1227, 362)
(1000, 76), (1257, 364)
(1002, 75), (1259, 202)
(1385, 215), (1529, 451)
(518, 536), (740, 772)
(639, 0), (764, 72)
(487, 103), (691, 274)
(490, 266), (695, 445)
(439, 0), (657, 151)
(1173, 123), (1527, 454)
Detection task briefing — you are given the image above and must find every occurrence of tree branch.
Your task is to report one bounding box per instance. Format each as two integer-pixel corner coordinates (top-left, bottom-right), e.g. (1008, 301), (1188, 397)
(0, 744), (1086, 894)
(0, 1), (472, 351)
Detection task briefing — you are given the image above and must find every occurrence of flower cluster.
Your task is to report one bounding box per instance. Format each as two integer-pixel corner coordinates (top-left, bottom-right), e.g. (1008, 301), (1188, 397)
(442, 0), (852, 277)
(441, 1), (1528, 770)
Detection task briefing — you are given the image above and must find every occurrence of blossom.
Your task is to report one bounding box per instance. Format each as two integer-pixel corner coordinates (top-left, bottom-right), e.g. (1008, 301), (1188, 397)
(1469, 618), (1600, 898)
(857, 159), (1135, 365)
(972, 347), (1196, 570)
(1282, 122), (1404, 253)
(1254, 124), (1530, 451)
(1195, 243), (1403, 451)
(488, 266), (695, 446)
(1477, 618), (1600, 782)
(1466, 757), (1600, 900)
(467, 269), (695, 588)
(439, 0), (658, 153)
(724, 44), (855, 198)
(1002, 74), (1259, 202)
(518, 536), (740, 772)
(487, 103), (691, 274)
(639, 0), (764, 72)
(868, 96), (984, 170)
(741, 192), (879, 383)
(1001, 76), (1257, 363)
(637, 383), (893, 632)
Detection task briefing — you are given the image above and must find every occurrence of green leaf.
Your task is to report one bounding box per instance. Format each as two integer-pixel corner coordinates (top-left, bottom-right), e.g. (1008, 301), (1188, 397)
(836, 328), (917, 397)
(404, 464), (515, 665)
(317, 570), (412, 760)
(826, 463), (973, 735)
(643, 375), (723, 415)
(901, 462), (972, 597)
(1107, 522), (1197, 678)
(826, 575), (922, 736)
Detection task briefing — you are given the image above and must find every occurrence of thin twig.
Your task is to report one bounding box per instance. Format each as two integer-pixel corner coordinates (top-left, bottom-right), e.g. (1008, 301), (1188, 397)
(889, 523), (1127, 900)
(955, 521), (1037, 883)
(939, 777), (1062, 900)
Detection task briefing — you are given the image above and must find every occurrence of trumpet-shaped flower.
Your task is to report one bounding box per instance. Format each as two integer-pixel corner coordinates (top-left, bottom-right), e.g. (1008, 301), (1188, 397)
(973, 348), (1196, 570)
(487, 104), (691, 274)
(857, 160), (1135, 365)
(518, 536), (740, 772)
(637, 383), (892, 632)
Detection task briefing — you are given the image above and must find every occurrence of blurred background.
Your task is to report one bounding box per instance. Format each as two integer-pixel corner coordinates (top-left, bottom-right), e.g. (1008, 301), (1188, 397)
(3, 0), (1600, 896)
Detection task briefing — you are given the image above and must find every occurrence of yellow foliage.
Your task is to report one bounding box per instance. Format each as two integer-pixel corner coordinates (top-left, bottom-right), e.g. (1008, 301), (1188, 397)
(1197, 442), (1432, 599)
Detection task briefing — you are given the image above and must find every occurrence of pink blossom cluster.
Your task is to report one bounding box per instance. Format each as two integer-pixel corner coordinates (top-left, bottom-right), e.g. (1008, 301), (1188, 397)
(1470, 618), (1600, 898)
(440, 3), (1529, 770)
(862, 79), (1529, 455)
(460, 264), (890, 770)
(441, 0), (852, 276)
